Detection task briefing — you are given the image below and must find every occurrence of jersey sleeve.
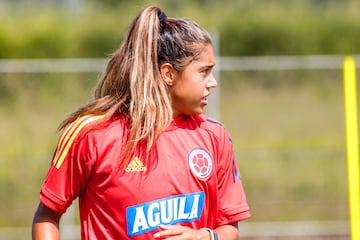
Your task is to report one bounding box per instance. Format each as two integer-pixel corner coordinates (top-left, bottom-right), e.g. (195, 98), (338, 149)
(215, 126), (251, 225)
(40, 115), (101, 213)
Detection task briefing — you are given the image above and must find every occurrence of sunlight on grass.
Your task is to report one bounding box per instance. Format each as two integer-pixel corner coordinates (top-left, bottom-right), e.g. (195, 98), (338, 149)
(0, 68), (350, 225)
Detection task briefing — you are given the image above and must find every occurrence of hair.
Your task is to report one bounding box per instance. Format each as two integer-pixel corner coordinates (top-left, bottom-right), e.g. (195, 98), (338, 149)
(59, 5), (212, 165)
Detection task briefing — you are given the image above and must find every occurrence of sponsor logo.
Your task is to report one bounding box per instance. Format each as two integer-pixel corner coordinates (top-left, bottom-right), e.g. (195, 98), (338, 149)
(125, 157), (147, 172)
(188, 149), (213, 179)
(126, 192), (204, 236)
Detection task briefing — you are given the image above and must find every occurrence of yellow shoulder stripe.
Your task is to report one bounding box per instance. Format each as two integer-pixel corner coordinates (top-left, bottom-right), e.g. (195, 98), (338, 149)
(53, 115), (105, 169)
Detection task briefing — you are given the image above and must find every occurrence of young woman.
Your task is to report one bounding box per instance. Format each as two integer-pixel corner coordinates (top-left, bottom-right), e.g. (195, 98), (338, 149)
(32, 5), (250, 240)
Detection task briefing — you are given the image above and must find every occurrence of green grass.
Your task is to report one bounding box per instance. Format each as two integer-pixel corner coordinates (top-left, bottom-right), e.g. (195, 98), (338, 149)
(220, 69), (348, 222)
(0, 68), (350, 226)
(0, 73), (98, 226)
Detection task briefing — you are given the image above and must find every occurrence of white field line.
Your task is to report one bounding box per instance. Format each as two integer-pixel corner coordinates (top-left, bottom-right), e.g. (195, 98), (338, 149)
(1, 55), (360, 73)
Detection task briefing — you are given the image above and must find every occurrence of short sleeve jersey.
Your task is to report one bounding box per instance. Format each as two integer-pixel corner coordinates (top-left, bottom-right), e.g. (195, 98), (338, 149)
(40, 114), (250, 239)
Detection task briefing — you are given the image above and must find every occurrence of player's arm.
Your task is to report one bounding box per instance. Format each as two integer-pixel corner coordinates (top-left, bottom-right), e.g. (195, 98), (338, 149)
(32, 202), (62, 240)
(214, 222), (239, 240)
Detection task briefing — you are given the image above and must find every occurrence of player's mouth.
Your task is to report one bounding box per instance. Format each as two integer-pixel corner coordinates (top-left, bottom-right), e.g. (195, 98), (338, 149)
(201, 97), (209, 106)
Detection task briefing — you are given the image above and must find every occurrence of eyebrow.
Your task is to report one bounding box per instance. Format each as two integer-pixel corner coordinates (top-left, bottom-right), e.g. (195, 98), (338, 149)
(201, 63), (215, 69)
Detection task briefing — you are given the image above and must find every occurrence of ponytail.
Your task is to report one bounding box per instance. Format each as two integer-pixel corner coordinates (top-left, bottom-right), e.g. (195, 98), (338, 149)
(117, 6), (173, 161)
(59, 5), (212, 166)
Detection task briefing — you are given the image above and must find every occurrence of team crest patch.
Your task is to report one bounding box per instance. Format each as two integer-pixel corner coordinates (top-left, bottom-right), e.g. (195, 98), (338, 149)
(188, 149), (213, 179)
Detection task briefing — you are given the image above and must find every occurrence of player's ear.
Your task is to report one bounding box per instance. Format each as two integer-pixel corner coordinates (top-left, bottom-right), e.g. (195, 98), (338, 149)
(160, 63), (175, 86)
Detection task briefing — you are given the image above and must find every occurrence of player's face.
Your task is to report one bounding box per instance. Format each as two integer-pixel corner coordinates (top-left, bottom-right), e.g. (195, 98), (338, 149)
(169, 43), (217, 118)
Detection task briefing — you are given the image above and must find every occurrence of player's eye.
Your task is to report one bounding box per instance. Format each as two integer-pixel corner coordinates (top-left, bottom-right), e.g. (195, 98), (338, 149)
(201, 68), (210, 75)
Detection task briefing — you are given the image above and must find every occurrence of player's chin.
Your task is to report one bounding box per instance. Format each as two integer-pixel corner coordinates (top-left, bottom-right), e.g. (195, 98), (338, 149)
(192, 106), (205, 115)
(183, 104), (205, 116)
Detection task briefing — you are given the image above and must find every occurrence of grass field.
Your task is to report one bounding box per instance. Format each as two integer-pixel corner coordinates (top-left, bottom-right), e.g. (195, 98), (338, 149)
(0, 67), (350, 228)
(220, 69), (348, 223)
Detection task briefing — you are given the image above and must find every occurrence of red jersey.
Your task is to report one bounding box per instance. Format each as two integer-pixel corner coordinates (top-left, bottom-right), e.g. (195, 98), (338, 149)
(40, 114), (250, 239)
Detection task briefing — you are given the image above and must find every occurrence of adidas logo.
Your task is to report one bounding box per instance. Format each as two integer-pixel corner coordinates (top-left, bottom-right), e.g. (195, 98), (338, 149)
(125, 157), (147, 172)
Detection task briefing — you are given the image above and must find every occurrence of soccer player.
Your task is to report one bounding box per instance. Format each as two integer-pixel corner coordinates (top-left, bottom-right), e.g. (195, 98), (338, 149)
(32, 5), (251, 240)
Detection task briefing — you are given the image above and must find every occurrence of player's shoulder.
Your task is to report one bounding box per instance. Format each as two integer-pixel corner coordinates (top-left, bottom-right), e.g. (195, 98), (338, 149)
(59, 113), (127, 141)
(197, 115), (234, 146)
(52, 114), (107, 169)
(197, 115), (227, 136)
(61, 114), (106, 138)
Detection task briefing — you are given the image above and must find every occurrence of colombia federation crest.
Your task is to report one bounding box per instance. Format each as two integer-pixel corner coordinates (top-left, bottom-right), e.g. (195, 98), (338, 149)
(188, 149), (213, 179)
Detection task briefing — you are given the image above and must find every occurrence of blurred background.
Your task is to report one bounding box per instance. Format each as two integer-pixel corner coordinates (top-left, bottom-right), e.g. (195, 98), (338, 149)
(1, 0), (359, 239)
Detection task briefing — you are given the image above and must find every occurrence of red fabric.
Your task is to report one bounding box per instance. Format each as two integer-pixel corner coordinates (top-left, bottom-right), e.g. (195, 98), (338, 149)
(40, 114), (250, 239)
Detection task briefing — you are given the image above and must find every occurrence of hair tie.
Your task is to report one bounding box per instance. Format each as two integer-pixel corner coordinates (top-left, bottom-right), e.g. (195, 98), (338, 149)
(158, 11), (167, 22)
